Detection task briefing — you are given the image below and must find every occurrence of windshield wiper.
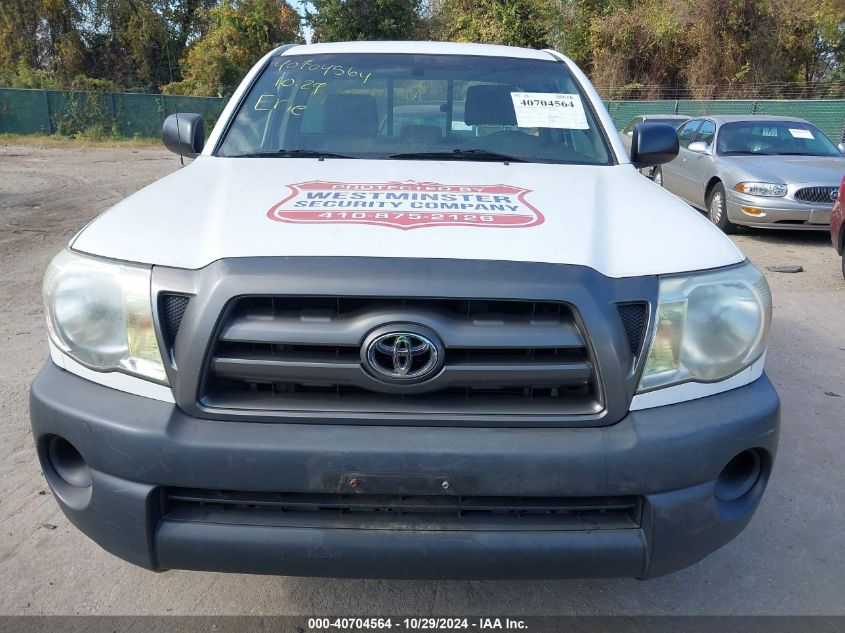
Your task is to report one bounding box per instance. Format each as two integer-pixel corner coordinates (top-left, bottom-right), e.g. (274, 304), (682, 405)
(225, 149), (358, 159)
(388, 149), (526, 163)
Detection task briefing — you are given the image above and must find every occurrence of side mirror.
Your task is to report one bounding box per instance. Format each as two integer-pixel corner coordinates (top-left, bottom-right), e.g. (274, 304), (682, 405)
(162, 113), (204, 159)
(630, 122), (679, 169)
(838, 142), (845, 155)
(688, 141), (711, 154)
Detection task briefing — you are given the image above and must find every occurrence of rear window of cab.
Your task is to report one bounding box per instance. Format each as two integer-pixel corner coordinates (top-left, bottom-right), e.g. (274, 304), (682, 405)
(217, 53), (613, 166)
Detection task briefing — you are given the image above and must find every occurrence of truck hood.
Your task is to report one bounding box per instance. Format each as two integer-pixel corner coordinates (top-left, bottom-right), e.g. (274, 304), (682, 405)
(71, 157), (744, 278)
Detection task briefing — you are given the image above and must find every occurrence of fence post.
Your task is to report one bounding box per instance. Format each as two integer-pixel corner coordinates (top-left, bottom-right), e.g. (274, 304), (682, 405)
(751, 100), (758, 115)
(673, 100), (679, 114)
(42, 90), (52, 135)
(108, 92), (116, 130)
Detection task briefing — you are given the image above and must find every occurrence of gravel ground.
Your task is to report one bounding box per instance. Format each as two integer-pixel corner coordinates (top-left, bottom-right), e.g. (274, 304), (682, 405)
(0, 143), (843, 616)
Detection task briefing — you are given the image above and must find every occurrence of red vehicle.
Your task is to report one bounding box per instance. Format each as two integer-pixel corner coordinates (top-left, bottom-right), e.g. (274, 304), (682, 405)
(832, 175), (845, 278)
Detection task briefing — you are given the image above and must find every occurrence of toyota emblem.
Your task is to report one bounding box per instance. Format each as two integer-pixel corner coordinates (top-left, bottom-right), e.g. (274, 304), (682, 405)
(363, 326), (444, 383)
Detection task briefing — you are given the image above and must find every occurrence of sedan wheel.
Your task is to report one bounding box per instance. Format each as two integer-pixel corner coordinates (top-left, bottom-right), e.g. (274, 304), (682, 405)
(707, 183), (737, 234)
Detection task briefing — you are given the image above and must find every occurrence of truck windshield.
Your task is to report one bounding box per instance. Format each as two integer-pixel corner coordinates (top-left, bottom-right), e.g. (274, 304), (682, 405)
(217, 53), (612, 165)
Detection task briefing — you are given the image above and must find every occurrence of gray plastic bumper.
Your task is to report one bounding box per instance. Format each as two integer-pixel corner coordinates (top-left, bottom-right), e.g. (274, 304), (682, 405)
(30, 361), (780, 579)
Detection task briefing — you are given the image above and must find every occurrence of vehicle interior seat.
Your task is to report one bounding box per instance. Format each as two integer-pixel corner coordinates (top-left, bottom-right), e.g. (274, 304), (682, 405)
(323, 93), (379, 137)
(463, 84), (518, 127)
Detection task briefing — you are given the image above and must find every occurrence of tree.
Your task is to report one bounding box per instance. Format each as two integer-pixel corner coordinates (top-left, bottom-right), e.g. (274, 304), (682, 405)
(306, 0), (422, 42)
(589, 0), (694, 97)
(428, 0), (555, 49)
(683, 0), (791, 96)
(163, 0), (303, 96)
(82, 0), (170, 89)
(0, 0), (89, 78)
(774, 0), (845, 96)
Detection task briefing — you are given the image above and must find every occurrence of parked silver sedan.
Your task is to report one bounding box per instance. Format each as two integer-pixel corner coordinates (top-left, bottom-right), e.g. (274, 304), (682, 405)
(654, 115), (845, 232)
(619, 114), (690, 178)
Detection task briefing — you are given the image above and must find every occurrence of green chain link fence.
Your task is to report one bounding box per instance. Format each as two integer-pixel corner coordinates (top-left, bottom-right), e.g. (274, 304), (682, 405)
(0, 88), (225, 139)
(1, 88), (844, 143)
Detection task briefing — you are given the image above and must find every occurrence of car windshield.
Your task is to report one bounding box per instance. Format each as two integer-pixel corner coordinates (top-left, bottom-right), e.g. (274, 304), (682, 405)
(717, 121), (840, 157)
(217, 53), (612, 165)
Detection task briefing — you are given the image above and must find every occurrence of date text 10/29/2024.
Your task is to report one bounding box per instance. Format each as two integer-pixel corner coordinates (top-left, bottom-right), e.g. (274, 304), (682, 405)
(307, 618), (528, 630)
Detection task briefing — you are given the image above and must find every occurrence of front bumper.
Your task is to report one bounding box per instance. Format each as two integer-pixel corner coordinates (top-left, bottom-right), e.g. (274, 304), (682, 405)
(30, 361), (780, 580)
(727, 191), (832, 229)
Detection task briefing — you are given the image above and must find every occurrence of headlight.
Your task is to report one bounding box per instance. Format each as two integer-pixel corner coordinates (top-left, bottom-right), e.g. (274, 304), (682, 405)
(42, 249), (168, 384)
(639, 262), (771, 392)
(734, 182), (787, 197)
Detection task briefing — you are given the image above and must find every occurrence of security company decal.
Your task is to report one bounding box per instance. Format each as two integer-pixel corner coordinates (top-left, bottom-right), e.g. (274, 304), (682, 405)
(267, 181), (545, 230)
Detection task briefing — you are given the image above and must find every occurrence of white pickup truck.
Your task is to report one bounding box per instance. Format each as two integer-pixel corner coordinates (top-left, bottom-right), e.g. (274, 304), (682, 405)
(30, 41), (779, 579)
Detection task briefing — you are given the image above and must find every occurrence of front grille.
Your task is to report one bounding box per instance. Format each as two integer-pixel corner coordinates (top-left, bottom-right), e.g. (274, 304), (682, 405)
(163, 487), (642, 531)
(794, 186), (837, 205)
(160, 294), (190, 346)
(617, 303), (647, 357)
(200, 296), (602, 417)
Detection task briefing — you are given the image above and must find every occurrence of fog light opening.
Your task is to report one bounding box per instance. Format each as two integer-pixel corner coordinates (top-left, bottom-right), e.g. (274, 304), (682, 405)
(48, 436), (92, 488)
(714, 449), (762, 502)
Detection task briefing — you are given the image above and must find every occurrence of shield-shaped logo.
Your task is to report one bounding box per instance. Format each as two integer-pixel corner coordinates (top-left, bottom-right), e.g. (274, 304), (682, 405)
(267, 180), (544, 230)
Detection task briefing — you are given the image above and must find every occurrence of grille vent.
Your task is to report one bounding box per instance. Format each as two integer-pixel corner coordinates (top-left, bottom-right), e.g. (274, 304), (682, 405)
(163, 487), (642, 531)
(160, 294), (190, 346)
(794, 186), (837, 205)
(200, 296), (602, 418)
(617, 303), (648, 357)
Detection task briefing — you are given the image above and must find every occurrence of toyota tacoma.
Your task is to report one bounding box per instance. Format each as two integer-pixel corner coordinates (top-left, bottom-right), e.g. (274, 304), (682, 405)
(30, 41), (780, 579)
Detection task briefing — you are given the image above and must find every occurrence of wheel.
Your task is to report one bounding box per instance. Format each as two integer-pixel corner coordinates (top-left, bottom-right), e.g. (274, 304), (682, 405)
(652, 166), (663, 187)
(707, 183), (738, 234)
(841, 254), (845, 280)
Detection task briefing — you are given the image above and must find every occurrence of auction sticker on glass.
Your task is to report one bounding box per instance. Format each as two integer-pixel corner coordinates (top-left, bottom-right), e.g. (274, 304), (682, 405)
(510, 92), (589, 129)
(267, 181), (545, 230)
(789, 128), (814, 139)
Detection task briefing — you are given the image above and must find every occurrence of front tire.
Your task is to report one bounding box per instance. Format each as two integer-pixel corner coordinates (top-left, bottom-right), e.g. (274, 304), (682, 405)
(652, 166), (663, 187)
(707, 183), (737, 234)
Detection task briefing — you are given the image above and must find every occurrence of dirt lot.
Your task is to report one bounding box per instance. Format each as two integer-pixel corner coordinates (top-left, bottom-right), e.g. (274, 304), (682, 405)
(1, 143), (843, 616)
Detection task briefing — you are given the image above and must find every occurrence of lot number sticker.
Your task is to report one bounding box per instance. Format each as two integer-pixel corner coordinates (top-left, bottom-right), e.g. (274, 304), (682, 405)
(788, 128), (814, 139)
(510, 92), (589, 129)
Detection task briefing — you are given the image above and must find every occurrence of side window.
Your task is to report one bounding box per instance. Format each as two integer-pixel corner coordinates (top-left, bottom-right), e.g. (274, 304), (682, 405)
(677, 120), (703, 149)
(695, 120), (716, 146)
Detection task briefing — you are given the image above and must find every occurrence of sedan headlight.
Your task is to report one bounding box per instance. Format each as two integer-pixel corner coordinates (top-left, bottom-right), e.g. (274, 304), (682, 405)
(638, 262), (771, 392)
(42, 249), (168, 383)
(734, 182), (787, 197)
